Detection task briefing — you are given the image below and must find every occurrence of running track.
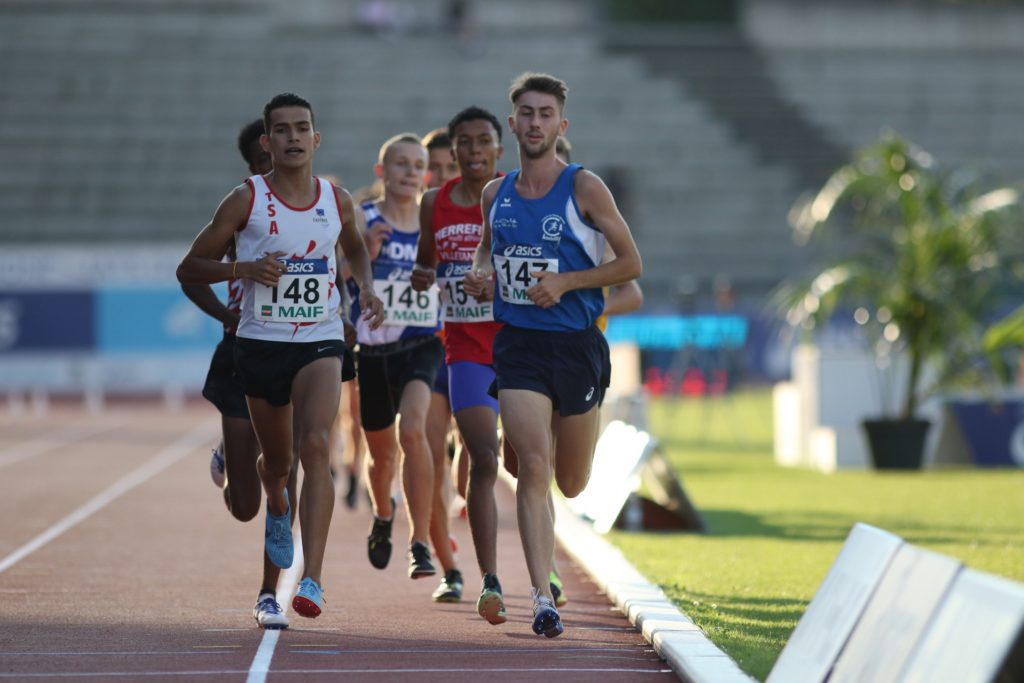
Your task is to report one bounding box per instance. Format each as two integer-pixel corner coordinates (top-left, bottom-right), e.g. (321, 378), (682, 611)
(0, 402), (674, 681)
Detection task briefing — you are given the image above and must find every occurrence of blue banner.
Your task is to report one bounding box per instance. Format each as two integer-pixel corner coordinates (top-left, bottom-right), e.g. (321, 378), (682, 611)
(0, 291), (94, 351)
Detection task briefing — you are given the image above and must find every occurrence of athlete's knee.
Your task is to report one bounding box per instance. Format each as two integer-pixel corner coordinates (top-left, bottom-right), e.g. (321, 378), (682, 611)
(298, 428), (331, 466)
(397, 420), (427, 454)
(467, 448), (498, 480)
(556, 468), (591, 499)
(229, 497), (260, 522)
(515, 452), (551, 487)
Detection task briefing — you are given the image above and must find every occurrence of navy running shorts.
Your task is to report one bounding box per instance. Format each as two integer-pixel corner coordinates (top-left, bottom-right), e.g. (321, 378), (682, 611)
(491, 324), (610, 417)
(356, 335), (444, 431)
(234, 336), (354, 408)
(202, 333), (249, 420)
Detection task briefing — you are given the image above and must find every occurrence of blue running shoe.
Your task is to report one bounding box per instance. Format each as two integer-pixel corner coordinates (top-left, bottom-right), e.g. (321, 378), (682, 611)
(292, 577), (324, 618)
(264, 490), (293, 569)
(531, 589), (563, 638)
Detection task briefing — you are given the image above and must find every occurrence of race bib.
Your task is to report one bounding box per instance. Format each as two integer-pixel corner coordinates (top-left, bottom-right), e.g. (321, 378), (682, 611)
(375, 279), (439, 327)
(437, 263), (493, 323)
(493, 253), (559, 306)
(254, 258), (330, 323)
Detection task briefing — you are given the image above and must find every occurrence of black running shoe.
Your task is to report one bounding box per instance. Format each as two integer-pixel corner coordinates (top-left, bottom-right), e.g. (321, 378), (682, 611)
(408, 541), (436, 579)
(367, 499), (394, 569)
(432, 569), (464, 602)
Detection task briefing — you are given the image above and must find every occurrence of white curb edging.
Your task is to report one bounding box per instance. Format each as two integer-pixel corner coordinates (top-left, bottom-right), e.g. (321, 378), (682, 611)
(550, 490), (757, 683)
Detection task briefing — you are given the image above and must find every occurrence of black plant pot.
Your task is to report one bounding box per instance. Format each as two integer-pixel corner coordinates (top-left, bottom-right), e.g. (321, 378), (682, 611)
(862, 418), (931, 470)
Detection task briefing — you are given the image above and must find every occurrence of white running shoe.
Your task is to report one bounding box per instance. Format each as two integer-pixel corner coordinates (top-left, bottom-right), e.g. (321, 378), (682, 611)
(253, 593), (289, 630)
(210, 444), (225, 488)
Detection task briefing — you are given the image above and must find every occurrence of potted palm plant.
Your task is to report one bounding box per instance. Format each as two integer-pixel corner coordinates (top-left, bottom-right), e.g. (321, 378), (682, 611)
(775, 134), (1022, 469)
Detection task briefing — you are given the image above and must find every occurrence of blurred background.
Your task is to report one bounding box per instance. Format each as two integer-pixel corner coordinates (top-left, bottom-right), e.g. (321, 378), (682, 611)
(0, 0), (1021, 428)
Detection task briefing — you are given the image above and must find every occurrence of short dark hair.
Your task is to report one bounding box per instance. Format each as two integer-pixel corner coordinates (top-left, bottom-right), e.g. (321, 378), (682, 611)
(508, 72), (568, 110)
(447, 106), (502, 143)
(236, 119), (265, 166)
(422, 128), (452, 151)
(262, 93), (314, 133)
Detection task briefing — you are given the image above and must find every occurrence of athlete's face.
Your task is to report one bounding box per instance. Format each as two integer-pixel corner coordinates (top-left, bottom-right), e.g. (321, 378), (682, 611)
(246, 138), (273, 175)
(426, 146), (460, 189)
(378, 141), (428, 201)
(509, 92), (566, 161)
(452, 119), (502, 182)
(262, 106), (319, 169)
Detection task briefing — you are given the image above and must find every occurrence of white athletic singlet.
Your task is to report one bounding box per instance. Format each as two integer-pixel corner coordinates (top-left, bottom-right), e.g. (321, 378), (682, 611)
(234, 175), (345, 343)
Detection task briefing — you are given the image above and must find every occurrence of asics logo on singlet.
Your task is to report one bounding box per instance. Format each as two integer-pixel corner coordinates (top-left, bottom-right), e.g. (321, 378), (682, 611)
(441, 263), (468, 278)
(286, 261), (318, 274)
(541, 214), (565, 242)
(383, 242), (418, 261)
(503, 245), (543, 257)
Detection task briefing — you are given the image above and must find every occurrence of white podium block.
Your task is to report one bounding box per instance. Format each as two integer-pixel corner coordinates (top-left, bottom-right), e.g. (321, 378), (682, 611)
(829, 544), (962, 683)
(767, 523), (903, 683)
(898, 568), (1024, 683)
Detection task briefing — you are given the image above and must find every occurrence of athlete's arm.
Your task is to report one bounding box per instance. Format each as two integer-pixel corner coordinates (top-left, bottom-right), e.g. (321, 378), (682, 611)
(181, 283), (240, 332)
(335, 186), (385, 330)
(411, 189), (438, 292)
(598, 243), (644, 316)
(176, 183), (287, 287)
(527, 170), (642, 308)
(464, 178), (500, 301)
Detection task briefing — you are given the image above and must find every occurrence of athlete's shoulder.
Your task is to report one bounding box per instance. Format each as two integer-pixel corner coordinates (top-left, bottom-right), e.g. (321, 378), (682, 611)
(571, 167), (610, 199)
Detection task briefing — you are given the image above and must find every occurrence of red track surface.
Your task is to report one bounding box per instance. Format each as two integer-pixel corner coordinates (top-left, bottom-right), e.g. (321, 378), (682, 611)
(0, 403), (674, 682)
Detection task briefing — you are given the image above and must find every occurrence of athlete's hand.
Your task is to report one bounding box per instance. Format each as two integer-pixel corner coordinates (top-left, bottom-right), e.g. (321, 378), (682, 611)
(410, 264), (435, 291)
(360, 290), (386, 330)
(464, 269), (491, 302)
(342, 319), (357, 348)
(223, 311), (241, 335)
(365, 224), (393, 258)
(527, 271), (567, 308)
(245, 251), (288, 287)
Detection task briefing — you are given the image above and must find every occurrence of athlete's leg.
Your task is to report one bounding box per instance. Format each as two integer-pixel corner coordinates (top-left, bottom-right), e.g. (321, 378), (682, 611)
(454, 405), (500, 576)
(550, 404), (601, 498)
(364, 426), (399, 519)
(222, 415), (262, 521)
(397, 379), (435, 546)
(290, 356), (342, 585)
(246, 398), (293, 517)
(426, 391), (456, 571)
(499, 389), (555, 600)
(342, 380), (366, 508)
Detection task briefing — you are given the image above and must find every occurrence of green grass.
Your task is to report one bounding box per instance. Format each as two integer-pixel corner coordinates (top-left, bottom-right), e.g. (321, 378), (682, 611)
(607, 389), (1024, 681)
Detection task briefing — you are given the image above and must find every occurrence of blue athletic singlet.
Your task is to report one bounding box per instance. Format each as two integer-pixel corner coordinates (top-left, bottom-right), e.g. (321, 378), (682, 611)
(348, 201), (441, 345)
(488, 163), (606, 332)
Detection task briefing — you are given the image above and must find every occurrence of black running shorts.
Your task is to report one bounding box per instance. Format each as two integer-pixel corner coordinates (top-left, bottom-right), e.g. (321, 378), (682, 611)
(234, 336), (355, 407)
(202, 333), (250, 420)
(356, 335), (444, 431)
(491, 324), (610, 417)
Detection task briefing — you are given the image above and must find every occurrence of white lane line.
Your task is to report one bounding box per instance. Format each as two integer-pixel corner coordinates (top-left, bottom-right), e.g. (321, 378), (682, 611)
(0, 667), (675, 678)
(0, 420), (119, 469)
(0, 421), (217, 575)
(246, 536), (304, 683)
